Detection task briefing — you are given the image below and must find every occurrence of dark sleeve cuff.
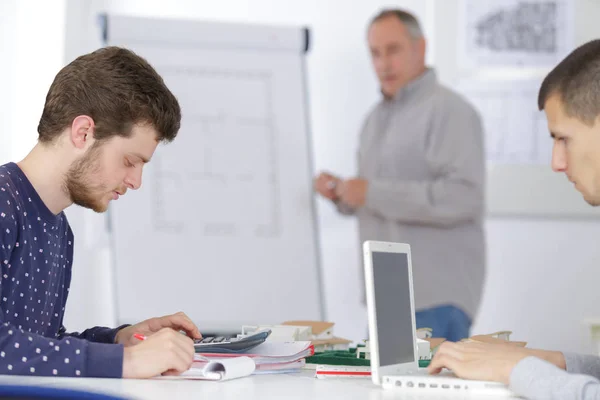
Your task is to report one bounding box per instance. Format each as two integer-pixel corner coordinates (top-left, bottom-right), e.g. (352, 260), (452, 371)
(90, 324), (132, 344)
(85, 342), (124, 378)
(108, 324), (131, 344)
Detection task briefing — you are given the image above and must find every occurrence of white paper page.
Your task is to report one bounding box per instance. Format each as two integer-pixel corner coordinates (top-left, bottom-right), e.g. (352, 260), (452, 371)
(157, 356), (255, 381)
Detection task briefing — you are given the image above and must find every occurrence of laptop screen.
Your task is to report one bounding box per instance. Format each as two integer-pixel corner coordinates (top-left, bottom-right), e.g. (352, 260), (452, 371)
(372, 250), (415, 367)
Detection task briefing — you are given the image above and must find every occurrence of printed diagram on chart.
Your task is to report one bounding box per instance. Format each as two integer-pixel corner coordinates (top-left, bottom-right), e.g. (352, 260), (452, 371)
(151, 67), (281, 238)
(455, 80), (552, 165)
(459, 0), (573, 67)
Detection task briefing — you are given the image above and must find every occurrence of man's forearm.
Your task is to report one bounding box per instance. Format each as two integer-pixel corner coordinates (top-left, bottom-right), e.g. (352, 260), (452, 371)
(525, 349), (600, 378)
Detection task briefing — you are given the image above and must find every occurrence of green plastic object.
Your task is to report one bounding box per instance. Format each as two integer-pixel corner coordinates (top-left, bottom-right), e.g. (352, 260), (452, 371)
(306, 348), (370, 366)
(306, 347), (431, 368)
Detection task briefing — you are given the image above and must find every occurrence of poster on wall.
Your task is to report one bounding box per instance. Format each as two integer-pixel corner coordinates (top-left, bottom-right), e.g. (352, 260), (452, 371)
(459, 0), (574, 68)
(454, 78), (552, 165)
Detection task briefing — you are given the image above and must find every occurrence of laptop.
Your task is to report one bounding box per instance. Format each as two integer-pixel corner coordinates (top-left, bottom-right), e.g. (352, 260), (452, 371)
(363, 240), (516, 396)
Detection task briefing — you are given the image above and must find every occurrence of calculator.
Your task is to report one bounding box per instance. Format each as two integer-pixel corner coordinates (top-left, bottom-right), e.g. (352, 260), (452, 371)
(193, 329), (271, 354)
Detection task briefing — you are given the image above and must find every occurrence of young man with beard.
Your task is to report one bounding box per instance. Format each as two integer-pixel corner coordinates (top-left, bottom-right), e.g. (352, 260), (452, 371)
(0, 46), (201, 378)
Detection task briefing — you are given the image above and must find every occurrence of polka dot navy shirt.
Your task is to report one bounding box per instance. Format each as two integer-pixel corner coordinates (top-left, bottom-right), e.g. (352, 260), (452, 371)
(0, 163), (125, 378)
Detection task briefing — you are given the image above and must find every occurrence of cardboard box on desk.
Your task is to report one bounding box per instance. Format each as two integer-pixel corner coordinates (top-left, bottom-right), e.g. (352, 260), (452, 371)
(425, 331), (527, 355)
(466, 334), (527, 347)
(282, 320), (352, 352)
(466, 330), (527, 347)
(282, 320), (335, 340)
(423, 337), (447, 354)
(311, 337), (353, 352)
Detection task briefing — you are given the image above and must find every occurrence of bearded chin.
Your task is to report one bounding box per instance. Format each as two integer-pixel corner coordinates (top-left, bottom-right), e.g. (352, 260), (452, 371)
(63, 148), (108, 213)
(65, 175), (107, 213)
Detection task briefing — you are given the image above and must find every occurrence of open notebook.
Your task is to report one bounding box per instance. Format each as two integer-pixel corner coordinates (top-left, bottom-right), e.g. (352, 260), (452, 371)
(157, 356), (255, 381)
(157, 357), (306, 381)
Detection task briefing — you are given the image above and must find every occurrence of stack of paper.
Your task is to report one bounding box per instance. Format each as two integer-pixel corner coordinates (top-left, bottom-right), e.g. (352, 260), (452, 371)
(159, 341), (313, 381)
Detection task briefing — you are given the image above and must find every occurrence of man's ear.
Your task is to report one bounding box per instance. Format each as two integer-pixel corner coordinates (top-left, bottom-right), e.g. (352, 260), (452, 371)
(70, 115), (95, 150)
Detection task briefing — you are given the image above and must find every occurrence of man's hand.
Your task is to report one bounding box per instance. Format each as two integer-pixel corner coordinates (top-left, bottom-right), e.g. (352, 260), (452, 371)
(115, 311), (201, 347)
(428, 341), (531, 385)
(122, 328), (195, 378)
(335, 178), (368, 208)
(314, 172), (341, 201)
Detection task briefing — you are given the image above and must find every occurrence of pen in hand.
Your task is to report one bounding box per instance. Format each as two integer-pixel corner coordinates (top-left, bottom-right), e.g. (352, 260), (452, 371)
(133, 332), (210, 361)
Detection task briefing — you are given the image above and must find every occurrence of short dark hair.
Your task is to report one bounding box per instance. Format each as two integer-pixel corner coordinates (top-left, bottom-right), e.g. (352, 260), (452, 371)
(538, 39), (600, 125)
(369, 8), (423, 39)
(37, 46), (181, 143)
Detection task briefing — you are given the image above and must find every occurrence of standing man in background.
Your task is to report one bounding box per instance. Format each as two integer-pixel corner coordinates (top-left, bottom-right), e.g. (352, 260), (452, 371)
(315, 9), (486, 341)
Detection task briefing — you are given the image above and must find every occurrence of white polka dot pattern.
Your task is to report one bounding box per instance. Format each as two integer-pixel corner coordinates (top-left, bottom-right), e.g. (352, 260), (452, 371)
(0, 164), (125, 378)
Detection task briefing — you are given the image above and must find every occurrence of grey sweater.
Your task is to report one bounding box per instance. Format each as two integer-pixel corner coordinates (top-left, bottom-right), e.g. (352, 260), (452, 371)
(510, 353), (600, 399)
(338, 68), (486, 318)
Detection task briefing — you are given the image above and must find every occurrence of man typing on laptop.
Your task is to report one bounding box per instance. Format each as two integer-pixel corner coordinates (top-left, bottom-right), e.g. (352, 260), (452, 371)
(429, 39), (600, 400)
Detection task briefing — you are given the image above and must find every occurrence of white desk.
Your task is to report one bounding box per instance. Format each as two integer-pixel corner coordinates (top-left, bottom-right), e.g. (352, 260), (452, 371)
(0, 371), (516, 400)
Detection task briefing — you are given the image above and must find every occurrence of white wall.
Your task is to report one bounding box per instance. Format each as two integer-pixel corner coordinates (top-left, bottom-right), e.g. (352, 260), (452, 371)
(0, 0), (67, 164)
(477, 219), (600, 353)
(0, 1), (17, 164)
